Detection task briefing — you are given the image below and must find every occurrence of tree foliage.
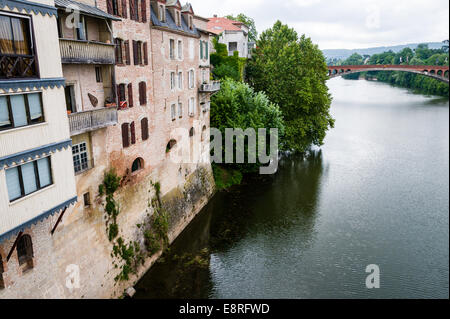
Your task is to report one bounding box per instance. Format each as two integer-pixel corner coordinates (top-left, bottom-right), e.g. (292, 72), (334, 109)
(226, 13), (258, 42)
(210, 78), (285, 173)
(210, 38), (246, 82)
(246, 21), (334, 153)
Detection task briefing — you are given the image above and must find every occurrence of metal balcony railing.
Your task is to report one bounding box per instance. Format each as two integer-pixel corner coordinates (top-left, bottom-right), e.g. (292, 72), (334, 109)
(59, 39), (115, 64)
(68, 107), (118, 136)
(199, 81), (221, 93)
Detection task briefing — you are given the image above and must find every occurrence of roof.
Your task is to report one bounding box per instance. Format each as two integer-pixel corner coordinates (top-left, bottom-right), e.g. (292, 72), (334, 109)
(181, 3), (194, 14)
(54, 0), (121, 21)
(150, 7), (199, 37)
(207, 17), (245, 35)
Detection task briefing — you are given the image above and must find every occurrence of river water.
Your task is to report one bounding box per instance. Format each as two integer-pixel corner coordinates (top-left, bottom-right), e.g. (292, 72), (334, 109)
(134, 78), (449, 299)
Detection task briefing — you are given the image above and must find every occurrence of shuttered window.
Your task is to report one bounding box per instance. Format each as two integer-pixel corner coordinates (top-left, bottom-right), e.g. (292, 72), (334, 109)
(107, 0), (113, 14)
(143, 42), (148, 65)
(171, 104), (176, 121)
(115, 38), (123, 64)
(130, 121), (136, 144)
(139, 81), (147, 105)
(133, 40), (138, 65)
(141, 117), (149, 141)
(121, 123), (130, 148)
(141, 0), (147, 22)
(127, 83), (133, 107)
(122, 0), (128, 19)
(124, 40), (130, 65)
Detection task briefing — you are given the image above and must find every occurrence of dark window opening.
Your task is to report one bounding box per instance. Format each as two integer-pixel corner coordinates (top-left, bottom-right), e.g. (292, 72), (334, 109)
(228, 42), (238, 52)
(83, 192), (91, 207)
(95, 67), (102, 83)
(141, 117), (149, 140)
(189, 127), (194, 137)
(131, 157), (144, 172)
(76, 15), (87, 41)
(114, 38), (123, 64)
(17, 234), (33, 272)
(166, 139), (177, 153)
(65, 85), (76, 113)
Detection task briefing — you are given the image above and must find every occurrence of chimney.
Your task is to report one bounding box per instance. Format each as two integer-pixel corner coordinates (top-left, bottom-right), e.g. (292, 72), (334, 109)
(213, 14), (217, 18)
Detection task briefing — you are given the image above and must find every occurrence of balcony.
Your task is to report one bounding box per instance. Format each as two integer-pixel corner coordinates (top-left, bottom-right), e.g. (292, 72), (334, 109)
(199, 81), (221, 93)
(68, 107), (118, 136)
(59, 39), (115, 65)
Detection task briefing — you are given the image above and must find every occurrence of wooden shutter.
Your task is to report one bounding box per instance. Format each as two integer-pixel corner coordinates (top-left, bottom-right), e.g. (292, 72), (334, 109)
(139, 82), (147, 105)
(124, 40), (130, 65)
(130, 122), (136, 144)
(141, 0), (147, 22)
(141, 118), (149, 141)
(205, 41), (209, 57)
(132, 40), (138, 65)
(122, 0), (128, 19)
(200, 41), (203, 59)
(143, 42), (148, 65)
(127, 83), (133, 107)
(129, 0), (135, 20)
(107, 0), (113, 14)
(121, 123), (130, 148)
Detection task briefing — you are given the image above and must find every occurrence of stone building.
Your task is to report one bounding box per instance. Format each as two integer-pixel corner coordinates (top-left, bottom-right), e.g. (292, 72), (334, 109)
(0, 0), (218, 298)
(0, 0), (77, 295)
(207, 15), (249, 58)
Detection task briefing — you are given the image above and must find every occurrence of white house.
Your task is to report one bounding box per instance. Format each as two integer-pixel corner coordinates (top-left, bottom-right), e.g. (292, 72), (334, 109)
(207, 15), (249, 58)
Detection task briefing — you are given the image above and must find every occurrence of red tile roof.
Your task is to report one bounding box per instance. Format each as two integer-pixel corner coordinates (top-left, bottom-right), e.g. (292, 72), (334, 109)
(207, 17), (244, 35)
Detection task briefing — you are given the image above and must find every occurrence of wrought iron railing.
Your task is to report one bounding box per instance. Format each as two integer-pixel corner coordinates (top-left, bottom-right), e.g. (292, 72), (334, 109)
(199, 81), (221, 93)
(68, 107), (118, 136)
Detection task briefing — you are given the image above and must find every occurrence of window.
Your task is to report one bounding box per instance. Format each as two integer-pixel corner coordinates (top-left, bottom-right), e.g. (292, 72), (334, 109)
(131, 158), (144, 172)
(140, 0), (147, 23)
(178, 40), (182, 59)
(130, 0), (139, 21)
(117, 83), (126, 104)
(127, 83), (134, 107)
(5, 157), (52, 202)
(72, 142), (89, 174)
(200, 41), (203, 59)
(169, 39), (175, 59)
(115, 38), (123, 64)
(65, 85), (76, 113)
(17, 234), (33, 271)
(170, 72), (175, 90)
(188, 97), (195, 116)
(178, 72), (183, 89)
(189, 127), (194, 137)
(139, 81), (147, 105)
(95, 67), (102, 83)
(188, 70), (195, 89)
(166, 139), (176, 152)
(228, 42), (238, 53)
(76, 15), (87, 41)
(83, 192), (91, 207)
(134, 41), (143, 65)
(159, 5), (165, 21)
(0, 13), (36, 78)
(201, 125), (207, 141)
(189, 16), (193, 30)
(170, 104), (176, 121)
(0, 93), (44, 131)
(176, 11), (181, 26)
(121, 122), (136, 147)
(123, 40), (130, 65)
(178, 103), (182, 118)
(141, 117), (149, 141)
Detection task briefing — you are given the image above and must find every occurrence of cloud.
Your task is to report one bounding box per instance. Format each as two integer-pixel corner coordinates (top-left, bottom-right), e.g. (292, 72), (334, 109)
(189, 0), (449, 49)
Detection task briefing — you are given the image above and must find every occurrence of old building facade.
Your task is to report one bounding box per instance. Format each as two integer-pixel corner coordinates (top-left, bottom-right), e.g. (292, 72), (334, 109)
(1, 0), (217, 298)
(207, 15), (250, 58)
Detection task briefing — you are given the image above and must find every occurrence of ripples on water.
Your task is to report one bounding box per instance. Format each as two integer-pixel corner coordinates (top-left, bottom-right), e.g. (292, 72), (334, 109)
(134, 78), (449, 299)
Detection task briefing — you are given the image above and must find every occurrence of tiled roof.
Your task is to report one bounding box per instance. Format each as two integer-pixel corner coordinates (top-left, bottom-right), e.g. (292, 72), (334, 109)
(207, 17), (244, 35)
(54, 0), (121, 21)
(150, 7), (199, 37)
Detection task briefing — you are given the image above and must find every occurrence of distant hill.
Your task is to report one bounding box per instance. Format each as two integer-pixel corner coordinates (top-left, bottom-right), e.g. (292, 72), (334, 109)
(322, 42), (445, 61)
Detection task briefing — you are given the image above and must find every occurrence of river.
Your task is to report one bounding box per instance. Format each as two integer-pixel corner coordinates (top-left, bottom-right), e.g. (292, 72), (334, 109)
(134, 78), (449, 299)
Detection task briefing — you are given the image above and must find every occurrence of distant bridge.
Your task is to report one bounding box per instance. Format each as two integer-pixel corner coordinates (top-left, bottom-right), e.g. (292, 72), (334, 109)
(327, 65), (449, 83)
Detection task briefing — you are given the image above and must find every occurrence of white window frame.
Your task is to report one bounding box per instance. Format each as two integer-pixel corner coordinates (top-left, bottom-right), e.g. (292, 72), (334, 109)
(188, 97), (195, 117)
(188, 69), (195, 89)
(178, 40), (183, 60)
(178, 103), (183, 118)
(170, 104), (176, 121)
(178, 71), (183, 89)
(170, 72), (176, 90)
(73, 141), (89, 174)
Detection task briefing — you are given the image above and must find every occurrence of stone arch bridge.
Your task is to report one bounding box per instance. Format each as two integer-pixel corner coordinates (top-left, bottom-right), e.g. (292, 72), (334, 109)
(328, 65), (449, 83)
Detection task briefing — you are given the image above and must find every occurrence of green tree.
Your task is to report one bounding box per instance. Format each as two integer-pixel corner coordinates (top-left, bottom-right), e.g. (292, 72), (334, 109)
(210, 78), (285, 174)
(210, 38), (246, 82)
(226, 13), (258, 42)
(246, 21), (334, 153)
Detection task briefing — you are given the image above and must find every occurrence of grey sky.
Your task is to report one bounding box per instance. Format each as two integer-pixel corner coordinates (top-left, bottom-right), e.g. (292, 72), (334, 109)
(189, 0), (449, 50)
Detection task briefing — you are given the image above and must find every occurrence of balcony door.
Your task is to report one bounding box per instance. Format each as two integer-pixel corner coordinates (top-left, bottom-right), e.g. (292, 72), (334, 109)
(65, 85), (76, 113)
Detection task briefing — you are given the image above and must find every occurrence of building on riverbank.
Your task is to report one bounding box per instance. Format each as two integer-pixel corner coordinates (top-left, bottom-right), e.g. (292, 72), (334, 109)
(0, 0), (216, 298)
(0, 0), (77, 295)
(207, 15), (250, 58)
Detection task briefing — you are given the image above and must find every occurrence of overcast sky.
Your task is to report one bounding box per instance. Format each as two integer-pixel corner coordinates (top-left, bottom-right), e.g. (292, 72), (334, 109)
(189, 0), (449, 50)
